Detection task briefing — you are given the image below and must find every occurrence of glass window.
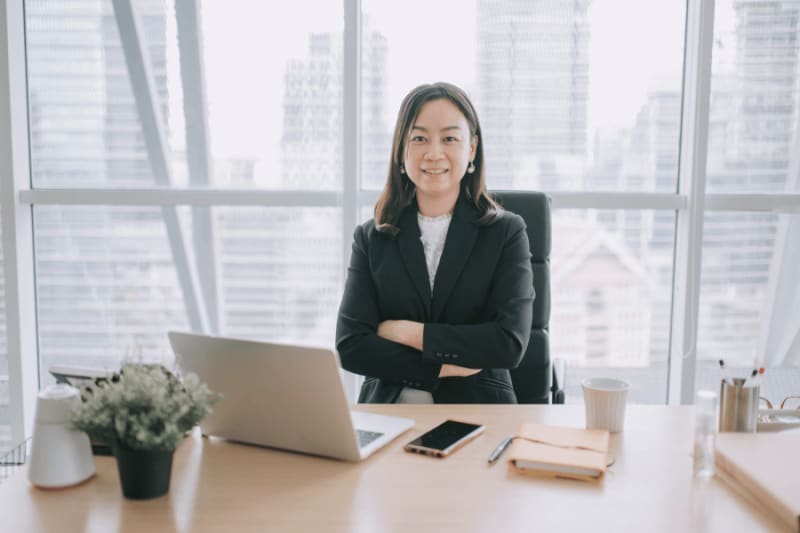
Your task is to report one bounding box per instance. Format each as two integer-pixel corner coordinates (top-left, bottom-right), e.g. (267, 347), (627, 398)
(26, 0), (344, 190)
(201, 1), (343, 190)
(698, 0), (800, 401)
(34, 206), (191, 379)
(361, 0), (686, 192)
(34, 206), (342, 383)
(695, 213), (800, 402)
(26, 0), (185, 188)
(15, 0), (796, 415)
(215, 207), (342, 344)
(707, 0), (800, 194)
(553, 210), (676, 404)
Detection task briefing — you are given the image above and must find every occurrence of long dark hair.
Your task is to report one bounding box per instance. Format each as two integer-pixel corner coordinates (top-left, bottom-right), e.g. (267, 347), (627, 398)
(374, 82), (500, 234)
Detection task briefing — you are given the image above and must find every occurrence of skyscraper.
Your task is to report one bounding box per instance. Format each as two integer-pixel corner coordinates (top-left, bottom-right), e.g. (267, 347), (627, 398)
(215, 29), (390, 345)
(281, 30), (390, 189)
(475, 0), (590, 190)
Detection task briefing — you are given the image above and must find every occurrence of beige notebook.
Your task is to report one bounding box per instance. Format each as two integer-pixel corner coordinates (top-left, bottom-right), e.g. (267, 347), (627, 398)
(507, 423), (610, 482)
(715, 432), (800, 532)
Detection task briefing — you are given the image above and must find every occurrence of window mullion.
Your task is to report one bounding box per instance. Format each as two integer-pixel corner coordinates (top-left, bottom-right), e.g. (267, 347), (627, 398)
(1, 0), (39, 444)
(175, 0), (220, 334)
(342, 0), (362, 402)
(112, 0), (209, 332)
(669, 0), (716, 405)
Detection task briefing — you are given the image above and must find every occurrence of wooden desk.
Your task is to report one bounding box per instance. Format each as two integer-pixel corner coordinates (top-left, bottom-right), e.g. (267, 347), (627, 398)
(0, 405), (788, 532)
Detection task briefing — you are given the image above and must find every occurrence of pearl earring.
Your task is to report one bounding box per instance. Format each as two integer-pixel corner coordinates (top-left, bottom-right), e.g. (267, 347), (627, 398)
(467, 161), (476, 173)
(400, 164), (406, 175)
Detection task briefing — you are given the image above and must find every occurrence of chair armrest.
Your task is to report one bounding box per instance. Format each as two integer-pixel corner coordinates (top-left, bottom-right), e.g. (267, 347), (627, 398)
(551, 358), (566, 404)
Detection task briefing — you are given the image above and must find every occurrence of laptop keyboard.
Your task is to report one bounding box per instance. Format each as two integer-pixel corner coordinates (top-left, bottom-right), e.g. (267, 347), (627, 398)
(356, 429), (384, 448)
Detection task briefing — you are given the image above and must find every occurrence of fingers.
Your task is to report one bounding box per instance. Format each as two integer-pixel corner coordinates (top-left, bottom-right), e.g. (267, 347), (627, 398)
(438, 364), (481, 378)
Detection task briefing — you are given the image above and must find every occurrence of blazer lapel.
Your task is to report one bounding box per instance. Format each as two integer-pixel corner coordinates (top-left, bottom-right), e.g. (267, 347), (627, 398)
(431, 196), (479, 321)
(396, 206), (432, 314)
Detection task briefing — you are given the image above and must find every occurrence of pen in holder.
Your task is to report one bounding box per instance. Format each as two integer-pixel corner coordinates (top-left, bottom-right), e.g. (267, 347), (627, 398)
(719, 378), (759, 433)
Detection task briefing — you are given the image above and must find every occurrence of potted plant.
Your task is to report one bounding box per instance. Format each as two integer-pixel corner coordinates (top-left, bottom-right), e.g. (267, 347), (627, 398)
(69, 363), (220, 500)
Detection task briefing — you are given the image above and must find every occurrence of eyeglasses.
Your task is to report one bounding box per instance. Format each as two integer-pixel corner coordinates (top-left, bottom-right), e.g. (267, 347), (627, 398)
(759, 396), (800, 410)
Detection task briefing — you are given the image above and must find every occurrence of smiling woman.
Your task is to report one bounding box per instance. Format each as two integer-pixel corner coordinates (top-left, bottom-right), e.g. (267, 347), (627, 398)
(373, 83), (497, 234)
(403, 98), (477, 216)
(336, 82), (535, 405)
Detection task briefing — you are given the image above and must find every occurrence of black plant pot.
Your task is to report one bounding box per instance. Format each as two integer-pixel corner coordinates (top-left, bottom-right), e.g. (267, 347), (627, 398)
(113, 441), (174, 500)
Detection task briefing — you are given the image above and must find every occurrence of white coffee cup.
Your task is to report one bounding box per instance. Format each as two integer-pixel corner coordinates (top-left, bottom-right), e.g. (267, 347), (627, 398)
(581, 377), (631, 433)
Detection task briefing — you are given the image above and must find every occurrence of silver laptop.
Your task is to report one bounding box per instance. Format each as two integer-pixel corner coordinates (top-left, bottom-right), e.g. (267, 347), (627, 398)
(168, 331), (413, 461)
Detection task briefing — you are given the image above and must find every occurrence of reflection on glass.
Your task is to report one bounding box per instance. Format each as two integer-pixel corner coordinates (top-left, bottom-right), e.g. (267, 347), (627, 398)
(707, 0), (800, 194)
(26, 0), (344, 190)
(696, 212), (800, 404)
(552, 210), (675, 404)
(34, 206), (191, 379)
(34, 206), (342, 385)
(216, 207), (342, 344)
(202, 1), (343, 190)
(26, 0), (180, 188)
(361, 0), (685, 192)
(700, 0), (800, 403)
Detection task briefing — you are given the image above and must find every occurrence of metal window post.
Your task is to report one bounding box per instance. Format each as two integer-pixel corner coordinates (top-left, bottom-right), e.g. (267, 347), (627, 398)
(175, 0), (220, 334)
(342, 0), (362, 402)
(668, 0), (715, 405)
(1, 0), (40, 444)
(112, 0), (210, 333)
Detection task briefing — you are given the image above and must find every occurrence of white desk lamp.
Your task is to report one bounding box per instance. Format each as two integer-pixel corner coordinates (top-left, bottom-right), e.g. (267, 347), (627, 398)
(28, 384), (95, 488)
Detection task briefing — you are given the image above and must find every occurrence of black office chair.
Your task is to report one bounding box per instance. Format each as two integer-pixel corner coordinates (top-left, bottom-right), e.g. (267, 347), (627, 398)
(492, 191), (564, 404)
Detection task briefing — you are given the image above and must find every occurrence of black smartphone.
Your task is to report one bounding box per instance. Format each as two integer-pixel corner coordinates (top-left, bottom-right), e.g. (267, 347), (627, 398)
(404, 420), (485, 458)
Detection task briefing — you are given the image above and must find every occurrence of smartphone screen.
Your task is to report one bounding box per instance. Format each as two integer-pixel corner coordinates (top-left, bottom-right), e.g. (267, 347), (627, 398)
(404, 420), (485, 457)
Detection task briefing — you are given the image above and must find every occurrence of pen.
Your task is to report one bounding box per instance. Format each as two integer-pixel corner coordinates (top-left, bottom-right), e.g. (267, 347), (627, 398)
(748, 367), (765, 388)
(718, 359), (730, 386)
(488, 436), (513, 464)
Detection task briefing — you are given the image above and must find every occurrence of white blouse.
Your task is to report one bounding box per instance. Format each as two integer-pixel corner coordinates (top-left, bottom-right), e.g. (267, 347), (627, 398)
(417, 211), (452, 291)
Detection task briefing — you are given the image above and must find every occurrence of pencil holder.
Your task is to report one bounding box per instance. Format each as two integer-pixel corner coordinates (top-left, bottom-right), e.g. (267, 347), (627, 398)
(718, 379), (759, 433)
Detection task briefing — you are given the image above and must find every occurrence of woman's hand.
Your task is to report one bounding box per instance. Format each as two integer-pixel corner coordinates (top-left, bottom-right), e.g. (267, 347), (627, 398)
(377, 320), (482, 378)
(438, 364), (482, 378)
(377, 320), (423, 351)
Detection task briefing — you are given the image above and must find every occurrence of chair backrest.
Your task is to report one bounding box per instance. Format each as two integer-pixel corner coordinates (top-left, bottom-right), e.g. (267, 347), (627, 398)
(492, 191), (552, 403)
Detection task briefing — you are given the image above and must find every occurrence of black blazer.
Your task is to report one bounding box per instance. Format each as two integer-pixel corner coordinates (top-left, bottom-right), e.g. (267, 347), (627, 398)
(336, 192), (534, 403)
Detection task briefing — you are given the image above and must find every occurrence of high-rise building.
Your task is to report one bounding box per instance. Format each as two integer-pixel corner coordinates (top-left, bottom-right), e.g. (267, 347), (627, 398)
(607, 86), (681, 364)
(475, 0), (590, 190)
(281, 30), (389, 189)
(218, 29), (390, 344)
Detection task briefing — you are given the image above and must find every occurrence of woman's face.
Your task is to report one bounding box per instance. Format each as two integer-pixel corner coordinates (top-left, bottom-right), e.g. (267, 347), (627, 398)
(403, 98), (477, 204)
